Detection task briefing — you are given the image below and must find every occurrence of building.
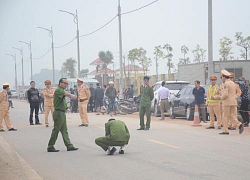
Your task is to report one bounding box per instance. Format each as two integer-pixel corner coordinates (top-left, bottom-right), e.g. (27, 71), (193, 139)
(178, 60), (250, 85)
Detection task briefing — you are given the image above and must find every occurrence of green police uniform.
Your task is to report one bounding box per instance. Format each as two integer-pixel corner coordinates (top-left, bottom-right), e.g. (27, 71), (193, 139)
(95, 120), (130, 151)
(139, 85), (154, 129)
(47, 86), (74, 150)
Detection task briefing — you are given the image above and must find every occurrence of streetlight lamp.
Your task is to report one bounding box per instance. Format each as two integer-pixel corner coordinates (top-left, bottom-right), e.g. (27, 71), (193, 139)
(59, 9), (80, 78)
(37, 26), (55, 86)
(6, 54), (17, 91)
(12, 47), (24, 86)
(19, 40), (33, 80)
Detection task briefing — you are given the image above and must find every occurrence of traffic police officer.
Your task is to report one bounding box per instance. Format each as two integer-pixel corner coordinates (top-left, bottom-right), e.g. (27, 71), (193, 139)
(0, 83), (17, 132)
(47, 78), (78, 152)
(212, 70), (244, 135)
(77, 78), (90, 127)
(137, 76), (154, 130)
(206, 75), (222, 129)
(43, 80), (54, 127)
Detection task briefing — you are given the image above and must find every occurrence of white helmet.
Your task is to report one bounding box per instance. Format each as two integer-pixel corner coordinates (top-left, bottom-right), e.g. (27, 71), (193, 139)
(109, 81), (114, 85)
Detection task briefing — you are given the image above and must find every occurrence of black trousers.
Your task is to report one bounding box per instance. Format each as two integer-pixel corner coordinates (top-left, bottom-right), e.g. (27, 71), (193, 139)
(29, 102), (40, 124)
(88, 97), (94, 112)
(71, 100), (78, 113)
(239, 99), (249, 124)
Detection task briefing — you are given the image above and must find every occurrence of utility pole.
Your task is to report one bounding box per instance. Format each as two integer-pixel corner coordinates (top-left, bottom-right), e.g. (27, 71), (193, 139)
(37, 26), (55, 86)
(12, 47), (24, 86)
(59, 9), (81, 77)
(6, 54), (17, 91)
(19, 40), (33, 80)
(208, 0), (214, 83)
(118, 0), (124, 95)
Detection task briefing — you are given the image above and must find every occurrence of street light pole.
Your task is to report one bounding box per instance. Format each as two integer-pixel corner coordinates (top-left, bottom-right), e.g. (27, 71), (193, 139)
(37, 26), (55, 86)
(6, 54), (17, 91)
(208, 0), (214, 83)
(19, 40), (33, 80)
(118, 0), (124, 96)
(59, 9), (81, 78)
(12, 47), (24, 86)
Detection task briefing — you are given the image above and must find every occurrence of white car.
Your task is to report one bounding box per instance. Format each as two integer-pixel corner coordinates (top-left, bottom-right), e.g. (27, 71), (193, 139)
(10, 90), (18, 98)
(151, 81), (190, 117)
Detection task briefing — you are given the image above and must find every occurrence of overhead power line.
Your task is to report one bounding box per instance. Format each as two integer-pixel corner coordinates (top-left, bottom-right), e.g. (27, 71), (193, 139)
(54, 36), (77, 48)
(121, 0), (159, 15)
(33, 47), (52, 59)
(80, 15), (117, 37)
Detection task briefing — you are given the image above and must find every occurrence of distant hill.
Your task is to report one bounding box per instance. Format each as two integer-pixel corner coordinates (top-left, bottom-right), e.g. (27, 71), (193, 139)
(33, 69), (61, 89)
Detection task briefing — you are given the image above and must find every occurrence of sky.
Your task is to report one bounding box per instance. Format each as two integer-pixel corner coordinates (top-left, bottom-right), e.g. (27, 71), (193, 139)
(0, 0), (250, 88)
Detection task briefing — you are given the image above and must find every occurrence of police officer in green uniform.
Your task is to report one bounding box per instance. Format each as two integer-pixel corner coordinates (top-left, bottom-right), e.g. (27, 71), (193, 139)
(137, 76), (154, 130)
(95, 118), (130, 155)
(47, 78), (78, 152)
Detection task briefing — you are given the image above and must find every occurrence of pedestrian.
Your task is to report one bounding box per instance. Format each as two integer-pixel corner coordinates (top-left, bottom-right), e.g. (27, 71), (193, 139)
(27, 81), (42, 125)
(137, 76), (154, 130)
(206, 75), (222, 129)
(43, 80), (54, 127)
(238, 77), (249, 127)
(70, 85), (78, 113)
(128, 85), (134, 99)
(212, 70), (244, 135)
(88, 83), (95, 113)
(47, 78), (78, 152)
(157, 81), (173, 120)
(124, 85), (130, 99)
(94, 83), (104, 115)
(77, 78), (90, 127)
(0, 83), (17, 132)
(7, 90), (14, 108)
(192, 80), (207, 123)
(95, 118), (130, 155)
(39, 92), (44, 114)
(105, 81), (117, 117)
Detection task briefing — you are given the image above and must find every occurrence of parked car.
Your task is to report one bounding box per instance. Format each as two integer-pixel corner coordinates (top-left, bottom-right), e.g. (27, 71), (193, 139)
(169, 85), (209, 121)
(151, 81), (190, 117)
(10, 90), (18, 98)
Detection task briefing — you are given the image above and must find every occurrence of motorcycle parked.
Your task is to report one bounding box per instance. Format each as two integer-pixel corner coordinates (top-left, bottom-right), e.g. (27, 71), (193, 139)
(117, 96), (140, 115)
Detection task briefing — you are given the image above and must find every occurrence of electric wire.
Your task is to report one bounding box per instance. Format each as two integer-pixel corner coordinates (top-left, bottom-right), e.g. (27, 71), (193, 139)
(121, 0), (159, 15)
(33, 47), (52, 59)
(54, 36), (77, 48)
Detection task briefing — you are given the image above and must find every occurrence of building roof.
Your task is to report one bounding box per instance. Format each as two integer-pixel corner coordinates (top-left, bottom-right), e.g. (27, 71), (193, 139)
(89, 58), (114, 66)
(115, 64), (144, 72)
(88, 68), (115, 75)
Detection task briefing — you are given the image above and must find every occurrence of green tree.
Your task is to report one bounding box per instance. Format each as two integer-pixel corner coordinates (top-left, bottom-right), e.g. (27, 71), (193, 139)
(98, 50), (114, 85)
(235, 32), (250, 60)
(80, 69), (89, 78)
(219, 37), (233, 61)
(192, 45), (206, 63)
(153, 45), (164, 81)
(128, 48), (140, 81)
(61, 58), (77, 78)
(136, 48), (152, 76)
(163, 44), (174, 77)
(179, 45), (190, 65)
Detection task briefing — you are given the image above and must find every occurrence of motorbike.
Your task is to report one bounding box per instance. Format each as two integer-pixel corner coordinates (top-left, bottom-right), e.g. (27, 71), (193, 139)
(117, 96), (140, 115)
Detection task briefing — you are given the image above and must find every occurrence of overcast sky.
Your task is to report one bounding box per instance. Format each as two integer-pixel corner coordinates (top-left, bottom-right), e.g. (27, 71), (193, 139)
(0, 0), (250, 87)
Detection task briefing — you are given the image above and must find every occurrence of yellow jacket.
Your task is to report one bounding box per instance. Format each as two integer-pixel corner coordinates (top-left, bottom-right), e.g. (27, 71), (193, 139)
(43, 88), (54, 107)
(0, 90), (9, 111)
(78, 85), (90, 101)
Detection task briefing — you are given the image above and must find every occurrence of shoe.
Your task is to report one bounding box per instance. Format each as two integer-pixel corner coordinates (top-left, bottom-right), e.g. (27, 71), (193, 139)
(119, 150), (125, 154)
(239, 124), (244, 134)
(108, 147), (117, 155)
(47, 149), (60, 152)
(218, 126), (221, 129)
(30, 123), (34, 125)
(67, 147), (79, 151)
(228, 127), (236, 130)
(35, 123), (42, 125)
(85, 124), (89, 127)
(0, 129), (5, 132)
(137, 127), (145, 130)
(219, 132), (229, 135)
(144, 128), (150, 131)
(203, 121), (207, 123)
(96, 113), (100, 115)
(9, 128), (17, 131)
(79, 124), (85, 127)
(206, 126), (215, 129)
(244, 124), (249, 127)
(46, 125), (49, 127)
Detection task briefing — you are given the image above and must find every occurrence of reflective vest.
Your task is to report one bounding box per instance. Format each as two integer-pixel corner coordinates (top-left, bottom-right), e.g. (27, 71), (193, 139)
(208, 85), (219, 103)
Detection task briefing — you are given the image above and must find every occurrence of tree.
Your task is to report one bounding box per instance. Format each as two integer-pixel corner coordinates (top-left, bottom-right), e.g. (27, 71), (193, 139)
(98, 50), (114, 85)
(163, 44), (174, 78)
(128, 48), (140, 83)
(61, 58), (77, 78)
(192, 45), (206, 63)
(235, 32), (250, 60)
(80, 69), (89, 78)
(219, 37), (233, 61)
(179, 45), (190, 65)
(153, 45), (164, 81)
(136, 48), (152, 76)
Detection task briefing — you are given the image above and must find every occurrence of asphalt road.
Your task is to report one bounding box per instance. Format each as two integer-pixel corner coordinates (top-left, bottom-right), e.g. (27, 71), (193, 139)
(1, 100), (250, 180)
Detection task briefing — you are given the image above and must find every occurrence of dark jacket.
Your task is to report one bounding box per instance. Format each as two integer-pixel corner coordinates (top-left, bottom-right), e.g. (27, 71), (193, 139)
(27, 88), (40, 103)
(128, 88), (134, 98)
(94, 87), (104, 101)
(105, 87), (117, 100)
(89, 87), (95, 98)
